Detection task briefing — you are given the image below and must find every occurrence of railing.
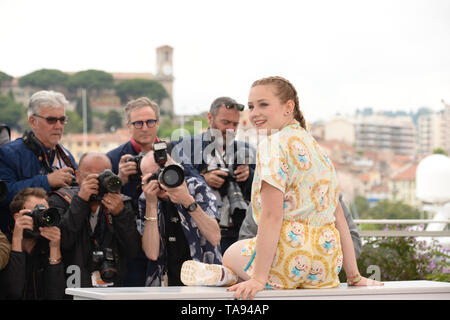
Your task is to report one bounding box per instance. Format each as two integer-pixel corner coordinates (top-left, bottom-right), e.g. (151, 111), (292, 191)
(353, 219), (450, 237)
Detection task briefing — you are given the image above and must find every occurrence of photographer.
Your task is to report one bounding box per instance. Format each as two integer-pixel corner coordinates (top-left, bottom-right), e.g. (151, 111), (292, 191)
(172, 97), (256, 253)
(106, 97), (162, 286)
(0, 188), (65, 300)
(0, 91), (77, 234)
(49, 152), (140, 288)
(139, 145), (222, 286)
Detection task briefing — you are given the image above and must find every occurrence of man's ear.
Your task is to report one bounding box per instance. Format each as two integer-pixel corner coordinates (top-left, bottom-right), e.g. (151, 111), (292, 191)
(207, 112), (213, 127)
(28, 115), (37, 129)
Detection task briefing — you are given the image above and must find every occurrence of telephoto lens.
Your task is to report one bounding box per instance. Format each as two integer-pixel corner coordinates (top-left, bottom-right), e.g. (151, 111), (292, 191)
(145, 165), (185, 188)
(159, 165), (185, 188)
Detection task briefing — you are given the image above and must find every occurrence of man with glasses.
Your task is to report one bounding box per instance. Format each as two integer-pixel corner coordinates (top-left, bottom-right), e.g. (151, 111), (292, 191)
(172, 97), (256, 254)
(0, 90), (77, 234)
(106, 96), (162, 286)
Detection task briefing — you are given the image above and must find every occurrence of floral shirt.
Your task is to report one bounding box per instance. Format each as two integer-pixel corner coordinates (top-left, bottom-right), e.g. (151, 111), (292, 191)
(137, 175), (222, 286)
(251, 121), (339, 227)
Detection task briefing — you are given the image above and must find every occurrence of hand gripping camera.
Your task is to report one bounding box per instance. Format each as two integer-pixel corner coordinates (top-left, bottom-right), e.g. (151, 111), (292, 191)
(145, 142), (185, 188)
(125, 152), (145, 181)
(90, 169), (122, 201)
(91, 247), (119, 283)
(24, 204), (61, 238)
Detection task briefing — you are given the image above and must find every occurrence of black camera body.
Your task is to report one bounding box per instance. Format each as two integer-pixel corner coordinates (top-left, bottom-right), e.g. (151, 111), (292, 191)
(216, 167), (247, 229)
(90, 169), (122, 201)
(125, 152), (145, 181)
(145, 142), (185, 188)
(91, 247), (119, 283)
(24, 204), (61, 238)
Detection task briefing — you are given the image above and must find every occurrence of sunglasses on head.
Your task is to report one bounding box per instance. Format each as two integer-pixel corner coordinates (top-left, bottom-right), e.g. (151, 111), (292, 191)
(130, 119), (158, 129)
(220, 102), (245, 112)
(33, 114), (68, 125)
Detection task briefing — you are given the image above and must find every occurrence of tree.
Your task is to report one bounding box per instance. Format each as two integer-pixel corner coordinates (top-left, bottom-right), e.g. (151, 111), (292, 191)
(67, 70), (114, 92)
(115, 79), (168, 105)
(105, 110), (123, 132)
(0, 71), (13, 85)
(64, 110), (84, 133)
(432, 147), (448, 156)
(354, 197), (424, 230)
(18, 69), (69, 89)
(0, 94), (25, 130)
(74, 95), (93, 132)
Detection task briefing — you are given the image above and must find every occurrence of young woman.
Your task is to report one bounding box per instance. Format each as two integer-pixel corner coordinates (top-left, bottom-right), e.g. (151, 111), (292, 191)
(180, 76), (382, 299)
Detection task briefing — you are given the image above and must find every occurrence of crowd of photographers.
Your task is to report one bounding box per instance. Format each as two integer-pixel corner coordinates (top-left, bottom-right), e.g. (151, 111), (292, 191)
(0, 90), (259, 299)
(0, 90), (362, 300)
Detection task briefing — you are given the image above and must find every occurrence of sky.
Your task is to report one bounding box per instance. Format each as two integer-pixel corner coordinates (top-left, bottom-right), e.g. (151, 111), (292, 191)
(1, 0), (449, 122)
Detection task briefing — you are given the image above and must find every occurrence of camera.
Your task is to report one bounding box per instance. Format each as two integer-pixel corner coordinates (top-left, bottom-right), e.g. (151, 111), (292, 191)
(144, 142), (185, 188)
(91, 248), (119, 283)
(24, 204), (61, 238)
(90, 169), (122, 201)
(216, 167), (247, 228)
(125, 152), (145, 181)
(0, 179), (7, 202)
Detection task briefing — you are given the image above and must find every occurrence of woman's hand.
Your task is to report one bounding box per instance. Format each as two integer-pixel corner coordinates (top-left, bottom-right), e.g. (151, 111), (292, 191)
(349, 276), (383, 287)
(227, 278), (266, 300)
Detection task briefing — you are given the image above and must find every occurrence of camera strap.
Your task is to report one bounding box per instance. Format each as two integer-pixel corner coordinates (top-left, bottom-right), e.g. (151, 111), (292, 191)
(22, 130), (76, 173)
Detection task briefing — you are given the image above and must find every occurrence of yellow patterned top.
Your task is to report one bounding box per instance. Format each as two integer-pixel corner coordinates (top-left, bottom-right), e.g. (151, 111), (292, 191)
(251, 121), (339, 227)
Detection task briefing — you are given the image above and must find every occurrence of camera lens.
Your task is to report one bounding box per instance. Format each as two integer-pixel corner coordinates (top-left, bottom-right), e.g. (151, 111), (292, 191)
(38, 208), (61, 227)
(104, 175), (122, 193)
(160, 165), (184, 188)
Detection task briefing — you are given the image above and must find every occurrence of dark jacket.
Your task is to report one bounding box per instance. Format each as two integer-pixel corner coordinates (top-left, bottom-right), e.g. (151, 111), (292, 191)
(48, 190), (140, 288)
(0, 239), (65, 300)
(171, 129), (256, 199)
(171, 130), (256, 240)
(0, 138), (77, 233)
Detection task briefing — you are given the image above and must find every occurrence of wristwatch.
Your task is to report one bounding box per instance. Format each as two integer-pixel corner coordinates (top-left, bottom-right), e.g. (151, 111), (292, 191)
(184, 201), (198, 212)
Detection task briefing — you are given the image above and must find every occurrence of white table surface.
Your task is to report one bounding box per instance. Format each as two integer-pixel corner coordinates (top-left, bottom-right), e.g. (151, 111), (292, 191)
(66, 280), (450, 300)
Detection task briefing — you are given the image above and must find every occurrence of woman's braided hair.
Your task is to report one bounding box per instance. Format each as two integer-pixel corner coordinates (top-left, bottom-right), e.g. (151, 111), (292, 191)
(251, 76), (307, 130)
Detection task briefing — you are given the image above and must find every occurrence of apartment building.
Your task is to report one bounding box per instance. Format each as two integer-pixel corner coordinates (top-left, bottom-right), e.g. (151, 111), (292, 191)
(417, 100), (450, 155)
(354, 115), (416, 155)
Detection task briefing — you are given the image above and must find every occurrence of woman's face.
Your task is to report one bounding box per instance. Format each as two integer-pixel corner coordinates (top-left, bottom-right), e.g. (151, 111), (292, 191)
(248, 84), (292, 134)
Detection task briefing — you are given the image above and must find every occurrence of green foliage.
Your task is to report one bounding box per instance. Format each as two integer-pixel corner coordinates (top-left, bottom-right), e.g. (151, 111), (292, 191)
(18, 69), (69, 89)
(68, 70), (114, 92)
(157, 116), (207, 140)
(0, 71), (13, 84)
(74, 96), (93, 132)
(354, 197), (424, 230)
(345, 237), (450, 282)
(0, 94), (25, 130)
(64, 110), (83, 133)
(115, 79), (168, 105)
(105, 110), (123, 132)
(432, 147), (448, 156)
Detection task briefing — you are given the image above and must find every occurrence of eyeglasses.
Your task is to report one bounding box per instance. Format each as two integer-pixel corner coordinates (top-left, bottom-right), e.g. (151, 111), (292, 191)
(33, 114), (68, 125)
(221, 102), (245, 112)
(130, 119), (158, 129)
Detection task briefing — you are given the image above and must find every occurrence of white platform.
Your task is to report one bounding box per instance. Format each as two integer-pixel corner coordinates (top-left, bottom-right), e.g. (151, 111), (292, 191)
(66, 280), (450, 300)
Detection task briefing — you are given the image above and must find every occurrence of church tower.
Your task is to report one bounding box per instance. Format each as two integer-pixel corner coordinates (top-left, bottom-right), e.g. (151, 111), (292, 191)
(155, 45), (174, 115)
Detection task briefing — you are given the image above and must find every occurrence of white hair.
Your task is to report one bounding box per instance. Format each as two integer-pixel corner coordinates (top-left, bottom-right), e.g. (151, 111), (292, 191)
(27, 90), (69, 117)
